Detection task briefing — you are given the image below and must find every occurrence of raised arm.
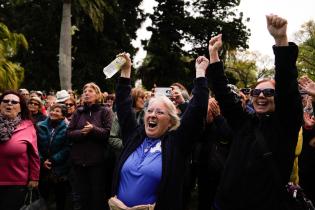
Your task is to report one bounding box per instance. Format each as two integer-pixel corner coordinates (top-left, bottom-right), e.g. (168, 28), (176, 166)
(267, 14), (302, 130)
(176, 56), (209, 153)
(207, 34), (245, 129)
(115, 53), (138, 144)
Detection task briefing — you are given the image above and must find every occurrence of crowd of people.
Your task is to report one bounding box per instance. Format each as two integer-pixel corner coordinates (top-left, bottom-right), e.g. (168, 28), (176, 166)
(0, 14), (315, 210)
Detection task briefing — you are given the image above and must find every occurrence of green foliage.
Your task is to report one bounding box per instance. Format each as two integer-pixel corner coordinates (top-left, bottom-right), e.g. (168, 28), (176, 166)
(138, 0), (250, 89)
(184, 0), (250, 57)
(295, 20), (315, 80)
(1, 0), (144, 92)
(138, 0), (193, 89)
(72, 0), (144, 91)
(225, 51), (258, 88)
(0, 0), (63, 91)
(77, 0), (112, 32)
(226, 60), (257, 88)
(0, 22), (28, 91)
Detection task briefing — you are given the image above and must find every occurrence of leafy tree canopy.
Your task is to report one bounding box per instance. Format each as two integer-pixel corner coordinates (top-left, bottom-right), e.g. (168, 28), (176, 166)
(295, 20), (315, 80)
(0, 0), (144, 92)
(0, 22), (28, 92)
(138, 0), (250, 90)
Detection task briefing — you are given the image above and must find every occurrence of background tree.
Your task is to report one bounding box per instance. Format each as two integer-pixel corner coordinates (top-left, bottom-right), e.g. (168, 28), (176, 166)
(0, 0), (144, 92)
(254, 52), (274, 80)
(0, 22), (28, 92)
(0, 0), (63, 91)
(138, 0), (250, 90)
(71, 0), (144, 91)
(295, 20), (315, 80)
(184, 0), (250, 57)
(137, 0), (189, 89)
(225, 50), (257, 88)
(59, 0), (110, 90)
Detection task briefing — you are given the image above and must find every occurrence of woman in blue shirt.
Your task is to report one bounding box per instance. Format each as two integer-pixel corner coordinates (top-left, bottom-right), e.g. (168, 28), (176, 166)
(109, 53), (209, 210)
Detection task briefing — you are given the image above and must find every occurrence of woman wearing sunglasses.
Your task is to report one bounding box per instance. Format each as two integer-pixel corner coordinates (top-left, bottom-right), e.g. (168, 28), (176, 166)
(63, 97), (77, 122)
(0, 90), (40, 210)
(28, 96), (46, 124)
(108, 53), (209, 210)
(207, 15), (302, 210)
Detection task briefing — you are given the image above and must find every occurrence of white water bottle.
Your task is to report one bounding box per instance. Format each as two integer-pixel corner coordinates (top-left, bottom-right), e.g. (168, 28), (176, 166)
(103, 56), (126, 79)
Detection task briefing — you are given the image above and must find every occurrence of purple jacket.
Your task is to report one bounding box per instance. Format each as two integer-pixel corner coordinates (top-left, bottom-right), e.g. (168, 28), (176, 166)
(67, 104), (112, 166)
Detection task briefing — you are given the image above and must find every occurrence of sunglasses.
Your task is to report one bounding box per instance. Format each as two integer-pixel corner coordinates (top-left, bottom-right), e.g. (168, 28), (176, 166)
(1, 99), (20, 105)
(250, 88), (275, 97)
(240, 88), (251, 95)
(64, 103), (74, 107)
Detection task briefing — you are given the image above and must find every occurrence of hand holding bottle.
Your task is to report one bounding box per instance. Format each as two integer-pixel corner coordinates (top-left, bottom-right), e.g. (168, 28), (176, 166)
(103, 52), (131, 79)
(119, 52), (132, 78)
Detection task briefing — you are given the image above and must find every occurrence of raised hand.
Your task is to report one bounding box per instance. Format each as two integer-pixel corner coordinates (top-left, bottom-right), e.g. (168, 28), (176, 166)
(171, 87), (185, 106)
(209, 98), (220, 117)
(207, 98), (220, 123)
(299, 76), (315, 100)
(303, 112), (315, 130)
(208, 34), (222, 63)
(266, 14), (288, 46)
(118, 52), (132, 78)
(195, 56), (209, 78)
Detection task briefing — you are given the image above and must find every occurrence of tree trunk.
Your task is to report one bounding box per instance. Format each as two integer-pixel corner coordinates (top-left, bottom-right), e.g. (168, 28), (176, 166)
(59, 0), (72, 90)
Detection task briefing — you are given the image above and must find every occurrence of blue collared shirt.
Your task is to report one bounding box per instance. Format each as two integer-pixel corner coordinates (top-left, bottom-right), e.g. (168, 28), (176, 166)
(117, 137), (162, 207)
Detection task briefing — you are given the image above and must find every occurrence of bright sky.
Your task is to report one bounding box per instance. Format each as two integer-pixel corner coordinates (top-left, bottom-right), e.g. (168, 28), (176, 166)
(133, 0), (315, 66)
(239, 0), (315, 57)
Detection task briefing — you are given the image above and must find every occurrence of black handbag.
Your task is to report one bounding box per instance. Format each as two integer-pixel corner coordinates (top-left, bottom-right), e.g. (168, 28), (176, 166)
(20, 188), (47, 210)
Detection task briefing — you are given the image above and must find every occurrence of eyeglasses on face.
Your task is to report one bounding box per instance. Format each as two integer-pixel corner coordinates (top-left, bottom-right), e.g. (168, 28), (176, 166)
(146, 108), (167, 116)
(250, 88), (275, 97)
(1, 99), (20, 105)
(64, 103), (74, 107)
(28, 102), (39, 106)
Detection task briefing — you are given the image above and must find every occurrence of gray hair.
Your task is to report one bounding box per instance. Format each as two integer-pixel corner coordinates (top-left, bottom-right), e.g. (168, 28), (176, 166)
(148, 95), (180, 131)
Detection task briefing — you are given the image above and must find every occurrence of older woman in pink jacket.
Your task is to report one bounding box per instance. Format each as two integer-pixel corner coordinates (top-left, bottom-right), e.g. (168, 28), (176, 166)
(0, 90), (40, 210)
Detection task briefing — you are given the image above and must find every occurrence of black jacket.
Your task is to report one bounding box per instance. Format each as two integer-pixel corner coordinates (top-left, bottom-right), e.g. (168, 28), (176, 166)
(208, 43), (303, 210)
(111, 77), (209, 210)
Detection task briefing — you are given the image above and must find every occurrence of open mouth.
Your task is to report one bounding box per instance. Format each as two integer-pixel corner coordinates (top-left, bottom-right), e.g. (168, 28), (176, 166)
(148, 120), (157, 128)
(256, 100), (267, 106)
(5, 107), (12, 111)
(257, 102), (267, 106)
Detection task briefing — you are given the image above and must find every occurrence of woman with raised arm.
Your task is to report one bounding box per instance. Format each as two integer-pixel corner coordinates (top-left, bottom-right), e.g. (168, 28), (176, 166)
(109, 53), (209, 210)
(207, 15), (302, 210)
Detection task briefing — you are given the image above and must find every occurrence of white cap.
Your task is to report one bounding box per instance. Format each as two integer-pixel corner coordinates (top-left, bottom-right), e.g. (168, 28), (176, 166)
(56, 90), (70, 103)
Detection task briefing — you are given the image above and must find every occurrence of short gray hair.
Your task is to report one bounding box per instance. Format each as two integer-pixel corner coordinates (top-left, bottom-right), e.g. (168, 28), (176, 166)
(148, 96), (180, 131)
